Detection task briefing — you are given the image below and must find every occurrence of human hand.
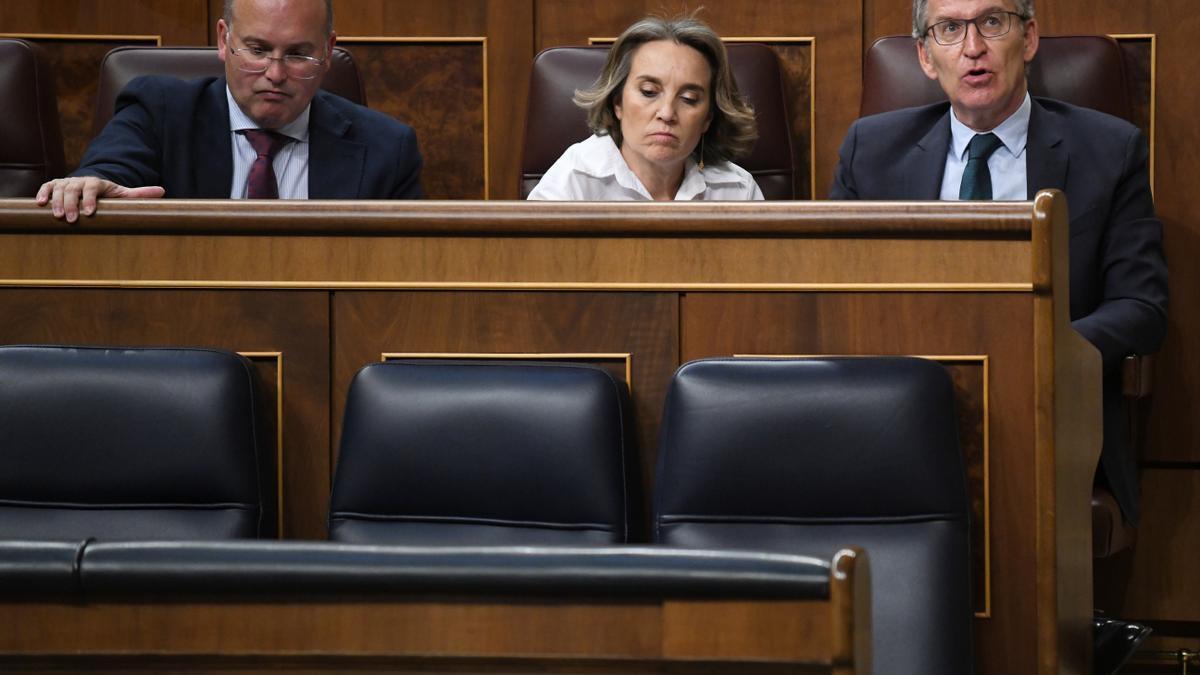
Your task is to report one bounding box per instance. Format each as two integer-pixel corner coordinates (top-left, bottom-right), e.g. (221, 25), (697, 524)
(36, 177), (166, 222)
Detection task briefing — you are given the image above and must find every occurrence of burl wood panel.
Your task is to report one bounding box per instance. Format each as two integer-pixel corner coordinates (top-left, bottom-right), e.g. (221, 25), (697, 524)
(336, 40), (486, 199)
(767, 41), (814, 199)
(329, 0), (535, 199)
(9, 38), (158, 172)
(0, 288), (331, 540)
(331, 291), (677, 527)
(681, 291), (1037, 675)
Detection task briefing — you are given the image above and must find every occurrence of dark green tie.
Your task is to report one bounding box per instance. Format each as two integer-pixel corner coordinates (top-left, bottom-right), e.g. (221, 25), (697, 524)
(959, 132), (1003, 200)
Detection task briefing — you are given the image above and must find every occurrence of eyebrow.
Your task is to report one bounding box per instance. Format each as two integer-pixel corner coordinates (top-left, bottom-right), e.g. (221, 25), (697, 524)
(237, 34), (317, 53)
(633, 75), (708, 94)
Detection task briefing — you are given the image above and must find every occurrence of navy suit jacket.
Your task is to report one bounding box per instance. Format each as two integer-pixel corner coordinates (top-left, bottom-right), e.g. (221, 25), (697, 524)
(830, 97), (1168, 523)
(74, 75), (423, 199)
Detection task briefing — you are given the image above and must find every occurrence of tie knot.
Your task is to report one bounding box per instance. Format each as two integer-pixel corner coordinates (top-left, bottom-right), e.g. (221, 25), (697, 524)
(967, 132), (1003, 161)
(241, 129), (291, 159)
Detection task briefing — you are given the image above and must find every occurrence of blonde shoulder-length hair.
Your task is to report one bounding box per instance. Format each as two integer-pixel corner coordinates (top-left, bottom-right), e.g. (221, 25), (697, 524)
(573, 15), (758, 165)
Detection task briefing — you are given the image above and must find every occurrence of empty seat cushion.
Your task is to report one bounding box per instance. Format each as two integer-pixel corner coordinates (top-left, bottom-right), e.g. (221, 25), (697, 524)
(329, 361), (633, 544)
(0, 346), (265, 540)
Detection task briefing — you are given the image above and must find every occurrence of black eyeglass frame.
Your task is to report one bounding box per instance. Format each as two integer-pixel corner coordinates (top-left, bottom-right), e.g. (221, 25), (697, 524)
(923, 10), (1029, 46)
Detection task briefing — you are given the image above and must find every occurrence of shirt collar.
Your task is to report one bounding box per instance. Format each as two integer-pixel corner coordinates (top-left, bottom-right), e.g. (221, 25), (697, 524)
(575, 134), (747, 199)
(226, 84), (311, 142)
(949, 91), (1031, 159)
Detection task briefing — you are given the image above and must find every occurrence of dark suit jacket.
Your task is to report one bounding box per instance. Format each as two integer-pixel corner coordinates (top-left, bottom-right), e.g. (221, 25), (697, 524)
(830, 96), (1168, 523)
(74, 75), (423, 199)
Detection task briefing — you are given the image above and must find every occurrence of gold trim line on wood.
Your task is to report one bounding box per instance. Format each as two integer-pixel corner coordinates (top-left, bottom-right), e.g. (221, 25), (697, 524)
(588, 36), (818, 200)
(237, 351), (285, 539)
(734, 353), (992, 619)
(382, 352), (633, 395)
(0, 33), (163, 45)
(0, 280), (1035, 292)
(1109, 33), (1156, 193)
(338, 36), (489, 199)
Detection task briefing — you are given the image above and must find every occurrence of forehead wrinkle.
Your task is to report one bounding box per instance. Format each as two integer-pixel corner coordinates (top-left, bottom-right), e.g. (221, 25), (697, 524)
(930, 3), (1010, 22)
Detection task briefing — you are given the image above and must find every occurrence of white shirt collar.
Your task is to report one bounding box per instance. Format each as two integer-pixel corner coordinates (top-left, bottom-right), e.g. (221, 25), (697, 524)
(575, 134), (747, 200)
(225, 84), (311, 141)
(949, 91), (1030, 160)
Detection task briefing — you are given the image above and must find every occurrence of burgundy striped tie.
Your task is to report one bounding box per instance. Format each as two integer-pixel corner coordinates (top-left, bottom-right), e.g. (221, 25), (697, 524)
(241, 129), (291, 199)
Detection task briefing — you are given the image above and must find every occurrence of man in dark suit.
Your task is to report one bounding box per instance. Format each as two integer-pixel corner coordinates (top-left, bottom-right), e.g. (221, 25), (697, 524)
(831, 0), (1167, 526)
(38, 0), (422, 221)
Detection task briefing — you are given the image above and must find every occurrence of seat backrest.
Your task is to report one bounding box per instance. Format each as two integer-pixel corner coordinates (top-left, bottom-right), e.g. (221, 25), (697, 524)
(0, 345), (268, 540)
(0, 39), (66, 197)
(861, 34), (1133, 122)
(654, 357), (971, 675)
(92, 45), (366, 136)
(520, 43), (795, 199)
(329, 361), (635, 545)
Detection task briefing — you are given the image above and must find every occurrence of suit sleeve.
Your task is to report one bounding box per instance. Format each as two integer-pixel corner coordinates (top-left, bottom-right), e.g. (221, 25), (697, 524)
(828, 121), (860, 200)
(389, 125), (424, 199)
(72, 76), (165, 188)
(1070, 127), (1168, 366)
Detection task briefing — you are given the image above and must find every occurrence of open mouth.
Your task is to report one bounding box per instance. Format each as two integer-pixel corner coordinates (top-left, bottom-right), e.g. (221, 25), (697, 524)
(963, 68), (992, 85)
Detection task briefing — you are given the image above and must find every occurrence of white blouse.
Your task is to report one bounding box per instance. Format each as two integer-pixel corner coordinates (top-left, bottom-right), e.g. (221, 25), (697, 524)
(527, 134), (764, 201)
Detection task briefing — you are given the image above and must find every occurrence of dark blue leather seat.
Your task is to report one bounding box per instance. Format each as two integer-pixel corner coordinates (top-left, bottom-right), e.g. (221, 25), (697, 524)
(654, 357), (971, 675)
(0, 345), (268, 540)
(329, 361), (635, 544)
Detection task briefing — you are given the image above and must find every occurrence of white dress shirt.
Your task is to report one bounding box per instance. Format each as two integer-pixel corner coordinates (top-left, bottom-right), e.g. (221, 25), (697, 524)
(226, 86), (311, 199)
(939, 92), (1031, 201)
(527, 134), (764, 201)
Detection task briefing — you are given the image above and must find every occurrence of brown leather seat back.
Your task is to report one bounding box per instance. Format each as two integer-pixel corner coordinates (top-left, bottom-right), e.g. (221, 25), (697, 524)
(0, 39), (66, 197)
(861, 34), (1133, 123)
(92, 45), (365, 136)
(520, 43), (795, 200)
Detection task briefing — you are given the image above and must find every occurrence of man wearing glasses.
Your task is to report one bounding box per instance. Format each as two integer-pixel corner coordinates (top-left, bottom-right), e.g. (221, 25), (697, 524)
(38, 0), (423, 221)
(831, 0), (1166, 543)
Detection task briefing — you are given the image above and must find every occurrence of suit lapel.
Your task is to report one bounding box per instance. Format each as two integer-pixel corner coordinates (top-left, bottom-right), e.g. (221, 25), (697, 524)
(907, 109), (951, 199)
(195, 78), (234, 198)
(1026, 98), (1068, 199)
(308, 92), (366, 198)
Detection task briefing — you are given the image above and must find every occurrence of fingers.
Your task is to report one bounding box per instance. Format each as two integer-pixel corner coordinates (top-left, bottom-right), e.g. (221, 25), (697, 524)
(119, 185), (166, 199)
(60, 179), (85, 223)
(35, 177), (144, 222)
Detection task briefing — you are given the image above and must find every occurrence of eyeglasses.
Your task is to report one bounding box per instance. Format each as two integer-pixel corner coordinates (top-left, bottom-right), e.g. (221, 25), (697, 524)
(229, 46), (326, 79)
(924, 10), (1026, 46)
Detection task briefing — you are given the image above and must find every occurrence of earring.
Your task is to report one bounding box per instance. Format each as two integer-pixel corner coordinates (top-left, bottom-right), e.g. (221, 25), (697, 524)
(699, 136), (706, 171)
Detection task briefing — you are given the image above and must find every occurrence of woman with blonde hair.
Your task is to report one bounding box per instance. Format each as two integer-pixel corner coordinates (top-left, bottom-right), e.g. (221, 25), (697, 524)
(528, 14), (761, 201)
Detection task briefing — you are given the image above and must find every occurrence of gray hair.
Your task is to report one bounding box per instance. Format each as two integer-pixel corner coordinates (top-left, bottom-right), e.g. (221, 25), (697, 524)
(224, 0), (334, 38)
(912, 0), (1034, 39)
(573, 14), (758, 164)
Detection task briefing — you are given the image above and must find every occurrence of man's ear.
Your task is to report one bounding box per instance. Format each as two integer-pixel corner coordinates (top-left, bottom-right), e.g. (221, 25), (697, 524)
(1022, 18), (1040, 64)
(324, 30), (337, 74)
(916, 38), (939, 81)
(217, 19), (230, 63)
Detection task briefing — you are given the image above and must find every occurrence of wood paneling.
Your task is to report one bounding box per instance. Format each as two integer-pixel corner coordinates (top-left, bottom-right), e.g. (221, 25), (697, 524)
(332, 0), (533, 199)
(337, 39), (486, 199)
(331, 291), (677, 509)
(1095, 468), (1200, 622)
(0, 288), (331, 539)
(681, 291), (1038, 675)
